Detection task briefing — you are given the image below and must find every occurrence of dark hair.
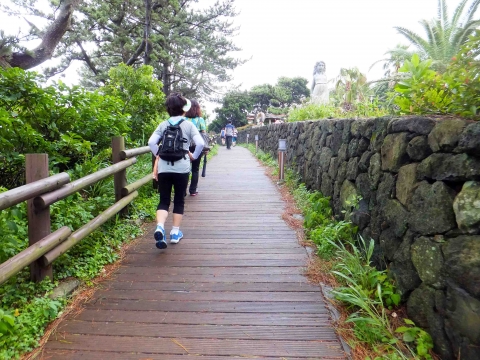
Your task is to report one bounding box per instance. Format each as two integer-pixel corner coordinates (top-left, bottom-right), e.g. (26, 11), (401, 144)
(166, 93), (187, 116)
(227, 120), (232, 124)
(184, 99), (202, 118)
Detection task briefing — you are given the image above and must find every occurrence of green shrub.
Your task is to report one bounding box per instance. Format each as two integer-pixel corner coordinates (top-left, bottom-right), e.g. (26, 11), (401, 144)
(393, 31), (480, 120)
(287, 101), (388, 122)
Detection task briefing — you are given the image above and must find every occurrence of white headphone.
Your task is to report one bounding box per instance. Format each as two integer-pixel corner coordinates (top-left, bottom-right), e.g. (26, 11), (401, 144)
(183, 98), (191, 112)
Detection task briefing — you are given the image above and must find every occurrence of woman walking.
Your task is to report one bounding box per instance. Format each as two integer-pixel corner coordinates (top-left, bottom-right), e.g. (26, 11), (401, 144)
(148, 93), (204, 249)
(185, 99), (207, 196)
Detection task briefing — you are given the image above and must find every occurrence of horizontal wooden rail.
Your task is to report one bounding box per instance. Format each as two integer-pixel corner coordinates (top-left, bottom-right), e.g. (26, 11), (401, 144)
(120, 146), (151, 160)
(121, 174), (151, 196)
(40, 191), (139, 266)
(34, 158), (137, 209)
(0, 173), (70, 211)
(0, 227), (71, 285)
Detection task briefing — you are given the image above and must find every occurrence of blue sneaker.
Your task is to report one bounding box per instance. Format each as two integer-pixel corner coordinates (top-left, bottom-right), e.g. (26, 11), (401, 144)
(154, 225), (167, 249)
(170, 230), (183, 244)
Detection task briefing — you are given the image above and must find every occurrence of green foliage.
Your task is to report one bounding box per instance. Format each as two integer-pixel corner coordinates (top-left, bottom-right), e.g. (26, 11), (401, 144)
(287, 101), (388, 122)
(211, 90), (254, 131)
(0, 67), (129, 188)
(394, 0), (480, 71)
(393, 35), (480, 120)
(396, 319), (434, 359)
(103, 64), (167, 141)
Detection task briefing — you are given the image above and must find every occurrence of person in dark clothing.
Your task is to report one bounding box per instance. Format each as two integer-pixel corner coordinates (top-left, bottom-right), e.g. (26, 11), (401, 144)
(184, 99), (207, 196)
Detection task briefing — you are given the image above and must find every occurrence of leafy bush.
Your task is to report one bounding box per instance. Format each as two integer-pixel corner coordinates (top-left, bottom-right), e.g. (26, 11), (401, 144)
(287, 101), (388, 122)
(393, 31), (480, 120)
(102, 64), (167, 141)
(0, 64), (167, 189)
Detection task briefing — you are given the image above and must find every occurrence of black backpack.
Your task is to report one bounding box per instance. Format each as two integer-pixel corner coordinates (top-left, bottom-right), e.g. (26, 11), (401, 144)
(157, 119), (188, 165)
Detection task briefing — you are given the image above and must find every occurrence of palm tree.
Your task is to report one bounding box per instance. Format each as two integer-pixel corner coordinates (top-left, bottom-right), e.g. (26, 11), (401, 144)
(332, 67), (369, 110)
(395, 0), (480, 71)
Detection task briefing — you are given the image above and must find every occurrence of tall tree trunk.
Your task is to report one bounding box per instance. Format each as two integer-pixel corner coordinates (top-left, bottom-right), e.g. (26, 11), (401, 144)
(144, 0), (152, 65)
(8, 0), (81, 69)
(162, 62), (171, 95)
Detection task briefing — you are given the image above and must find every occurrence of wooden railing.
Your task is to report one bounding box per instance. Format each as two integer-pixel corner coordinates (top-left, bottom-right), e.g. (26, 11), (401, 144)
(0, 136), (152, 285)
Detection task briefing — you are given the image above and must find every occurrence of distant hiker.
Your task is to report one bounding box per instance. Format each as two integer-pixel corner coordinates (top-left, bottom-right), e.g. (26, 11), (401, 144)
(220, 128), (226, 145)
(185, 99), (207, 196)
(225, 121), (234, 149)
(148, 93), (204, 249)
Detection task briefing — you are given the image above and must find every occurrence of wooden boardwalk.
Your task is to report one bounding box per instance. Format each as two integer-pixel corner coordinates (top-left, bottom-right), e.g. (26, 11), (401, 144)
(42, 146), (345, 359)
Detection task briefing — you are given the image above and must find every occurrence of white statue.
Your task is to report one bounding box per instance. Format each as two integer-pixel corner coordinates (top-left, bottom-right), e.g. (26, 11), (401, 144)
(311, 61), (329, 104)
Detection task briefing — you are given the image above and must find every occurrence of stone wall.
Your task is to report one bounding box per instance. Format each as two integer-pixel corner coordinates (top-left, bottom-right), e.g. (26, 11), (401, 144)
(237, 117), (480, 360)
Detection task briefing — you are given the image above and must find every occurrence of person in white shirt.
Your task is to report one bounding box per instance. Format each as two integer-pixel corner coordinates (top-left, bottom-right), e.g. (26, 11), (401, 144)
(148, 93), (204, 249)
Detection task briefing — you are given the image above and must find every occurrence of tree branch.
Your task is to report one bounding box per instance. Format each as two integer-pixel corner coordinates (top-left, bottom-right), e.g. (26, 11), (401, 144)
(8, 0), (81, 69)
(126, 40), (146, 65)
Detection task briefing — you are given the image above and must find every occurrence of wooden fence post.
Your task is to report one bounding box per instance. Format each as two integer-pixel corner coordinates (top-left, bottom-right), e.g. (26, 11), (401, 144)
(26, 154), (53, 282)
(112, 136), (128, 216)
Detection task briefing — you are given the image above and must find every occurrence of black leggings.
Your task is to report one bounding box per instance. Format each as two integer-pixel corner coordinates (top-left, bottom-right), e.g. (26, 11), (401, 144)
(189, 145), (202, 194)
(157, 172), (189, 215)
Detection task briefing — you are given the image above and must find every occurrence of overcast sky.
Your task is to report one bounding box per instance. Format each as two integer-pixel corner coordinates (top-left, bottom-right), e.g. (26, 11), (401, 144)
(0, 0), (467, 116)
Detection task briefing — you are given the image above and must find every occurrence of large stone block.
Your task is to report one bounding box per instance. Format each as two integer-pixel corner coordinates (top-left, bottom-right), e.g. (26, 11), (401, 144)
(319, 147), (333, 172)
(408, 284), (453, 359)
(379, 227), (402, 261)
(411, 236), (445, 288)
(330, 131), (343, 155)
(356, 173), (372, 202)
(337, 143), (348, 162)
(417, 153), (480, 181)
(445, 283), (480, 360)
(388, 116), (436, 135)
(358, 150), (374, 172)
(347, 138), (359, 158)
(340, 180), (358, 211)
(321, 172), (333, 197)
(376, 172), (396, 206)
(396, 163), (420, 206)
(346, 157), (359, 181)
(337, 161), (347, 185)
(328, 157), (339, 178)
(456, 122), (480, 156)
(428, 119), (467, 152)
(407, 135), (432, 161)
(381, 133), (409, 172)
(443, 236), (480, 298)
(391, 231), (422, 297)
(408, 181), (456, 235)
(453, 181), (480, 234)
(368, 153), (382, 189)
(384, 199), (408, 237)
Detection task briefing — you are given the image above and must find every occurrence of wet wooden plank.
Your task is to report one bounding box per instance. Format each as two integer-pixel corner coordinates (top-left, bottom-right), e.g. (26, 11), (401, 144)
(122, 259), (304, 267)
(125, 253), (307, 261)
(116, 266), (303, 275)
(45, 334), (344, 358)
(84, 299), (329, 313)
(114, 266), (307, 276)
(112, 273), (308, 283)
(92, 290), (321, 302)
(57, 321), (338, 341)
(75, 310), (332, 326)
(41, 350), (321, 360)
(107, 281), (320, 292)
